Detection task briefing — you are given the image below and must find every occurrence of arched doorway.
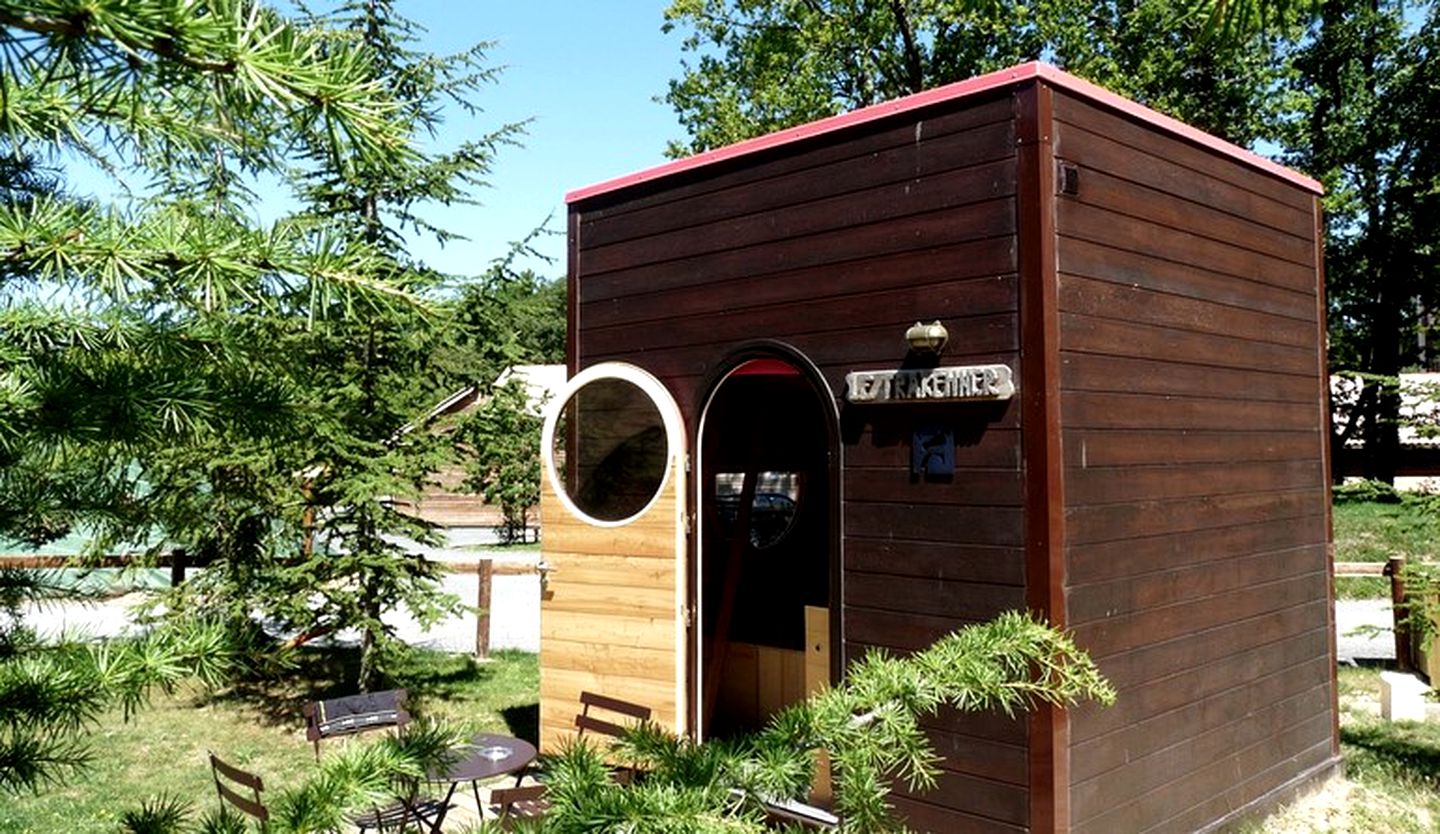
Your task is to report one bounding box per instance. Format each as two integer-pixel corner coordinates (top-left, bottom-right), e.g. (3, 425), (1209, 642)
(694, 351), (840, 740)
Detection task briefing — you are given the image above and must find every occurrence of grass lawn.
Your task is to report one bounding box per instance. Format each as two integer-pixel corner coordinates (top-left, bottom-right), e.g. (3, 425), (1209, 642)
(1253, 667), (1440, 833)
(1334, 496), (1440, 599)
(0, 648), (538, 834)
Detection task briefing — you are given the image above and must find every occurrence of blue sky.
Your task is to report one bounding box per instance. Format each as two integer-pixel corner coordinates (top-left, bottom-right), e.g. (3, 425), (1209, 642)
(403, 2), (688, 279)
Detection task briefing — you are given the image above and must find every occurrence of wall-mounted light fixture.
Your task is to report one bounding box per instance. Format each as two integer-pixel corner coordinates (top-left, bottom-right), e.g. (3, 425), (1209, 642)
(905, 320), (949, 354)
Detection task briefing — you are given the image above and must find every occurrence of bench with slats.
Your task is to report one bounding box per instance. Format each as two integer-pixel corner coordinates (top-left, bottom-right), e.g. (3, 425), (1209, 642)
(302, 688), (410, 759)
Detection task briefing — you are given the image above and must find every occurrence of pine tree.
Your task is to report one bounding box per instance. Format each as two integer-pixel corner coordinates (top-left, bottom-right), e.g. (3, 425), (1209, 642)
(0, 0), (485, 785)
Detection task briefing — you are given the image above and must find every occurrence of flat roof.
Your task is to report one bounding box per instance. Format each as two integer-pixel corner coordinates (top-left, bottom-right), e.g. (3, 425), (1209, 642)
(566, 61), (1321, 204)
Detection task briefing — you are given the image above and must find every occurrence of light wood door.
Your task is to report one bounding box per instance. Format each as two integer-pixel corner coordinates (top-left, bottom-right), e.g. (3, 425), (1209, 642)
(538, 363), (688, 752)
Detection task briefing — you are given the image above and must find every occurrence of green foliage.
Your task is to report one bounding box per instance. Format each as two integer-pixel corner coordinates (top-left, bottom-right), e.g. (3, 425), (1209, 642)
(1333, 492), (1440, 599)
(1283, 2), (1440, 480)
(661, 0), (1296, 156)
(0, 611), (249, 793)
(1334, 478), (1403, 504)
(528, 612), (1113, 833)
(441, 268), (566, 391)
(118, 794), (194, 834)
(116, 721), (467, 834)
(0, 647), (537, 831)
(0, 0), (527, 789)
(461, 378), (544, 543)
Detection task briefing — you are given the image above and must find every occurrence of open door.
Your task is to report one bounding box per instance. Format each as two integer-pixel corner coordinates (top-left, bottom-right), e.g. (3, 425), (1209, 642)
(696, 356), (837, 742)
(538, 363), (688, 752)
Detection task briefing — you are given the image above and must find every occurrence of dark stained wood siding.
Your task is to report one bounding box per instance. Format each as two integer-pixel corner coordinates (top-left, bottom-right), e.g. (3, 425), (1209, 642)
(571, 90), (1030, 832)
(566, 72), (1334, 833)
(1050, 91), (1336, 833)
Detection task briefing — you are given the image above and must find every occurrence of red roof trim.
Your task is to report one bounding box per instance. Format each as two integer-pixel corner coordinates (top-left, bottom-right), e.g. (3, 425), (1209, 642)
(566, 61), (1320, 204)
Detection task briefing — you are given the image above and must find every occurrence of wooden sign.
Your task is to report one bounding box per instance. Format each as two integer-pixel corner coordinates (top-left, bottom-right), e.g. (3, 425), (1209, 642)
(845, 364), (1016, 404)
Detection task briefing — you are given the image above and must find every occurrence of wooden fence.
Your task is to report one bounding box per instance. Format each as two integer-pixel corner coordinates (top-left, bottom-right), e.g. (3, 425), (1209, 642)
(0, 553), (536, 660)
(1336, 557), (1412, 671)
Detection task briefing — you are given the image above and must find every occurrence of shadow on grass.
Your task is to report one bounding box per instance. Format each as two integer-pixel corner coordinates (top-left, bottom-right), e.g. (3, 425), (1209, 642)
(202, 644), (538, 730)
(502, 703), (540, 745)
(1342, 721), (1440, 786)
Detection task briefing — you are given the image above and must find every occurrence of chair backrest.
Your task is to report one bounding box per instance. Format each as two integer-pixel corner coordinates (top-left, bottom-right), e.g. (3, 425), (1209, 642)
(574, 691), (652, 740)
(302, 688), (410, 758)
(209, 752), (269, 828)
(490, 784), (548, 827)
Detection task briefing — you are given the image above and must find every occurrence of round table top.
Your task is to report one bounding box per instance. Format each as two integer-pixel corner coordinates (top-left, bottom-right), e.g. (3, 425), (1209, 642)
(440, 733), (538, 784)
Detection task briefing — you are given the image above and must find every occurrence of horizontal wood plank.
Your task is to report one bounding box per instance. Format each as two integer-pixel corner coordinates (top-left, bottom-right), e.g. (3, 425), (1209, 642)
(1059, 236), (1316, 323)
(1052, 115), (1316, 238)
(891, 768), (1029, 827)
(1068, 543), (1328, 624)
(540, 610), (677, 651)
(843, 424), (1021, 471)
(845, 571), (1026, 621)
(1052, 93), (1314, 212)
(542, 638), (680, 682)
(582, 238), (1016, 331)
(1063, 429), (1323, 469)
(1158, 739), (1336, 834)
(1072, 624), (1330, 740)
(843, 609), (996, 655)
(1058, 201), (1315, 294)
(1067, 513), (1329, 587)
(1060, 165), (1316, 267)
(842, 467), (1024, 507)
(1072, 600), (1328, 702)
(578, 94), (1016, 224)
(1061, 352), (1324, 404)
(928, 729), (1029, 785)
(579, 198), (1017, 299)
(843, 539), (1025, 586)
(1066, 489), (1327, 546)
(1072, 654), (1332, 780)
(889, 795), (1028, 834)
(583, 280), (1019, 356)
(1074, 569), (1328, 659)
(1064, 459), (1326, 507)
(1060, 312), (1322, 378)
(1059, 274), (1318, 349)
(1061, 391), (1322, 432)
(843, 501), (1024, 547)
(1072, 694), (1333, 831)
(582, 155), (1018, 275)
(542, 580), (680, 620)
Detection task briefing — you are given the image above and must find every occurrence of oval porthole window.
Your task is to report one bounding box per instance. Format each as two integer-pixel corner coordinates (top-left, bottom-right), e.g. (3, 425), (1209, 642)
(551, 376), (669, 523)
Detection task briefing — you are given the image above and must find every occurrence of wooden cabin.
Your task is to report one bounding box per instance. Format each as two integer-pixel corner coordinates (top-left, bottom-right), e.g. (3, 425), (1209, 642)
(538, 61), (1338, 833)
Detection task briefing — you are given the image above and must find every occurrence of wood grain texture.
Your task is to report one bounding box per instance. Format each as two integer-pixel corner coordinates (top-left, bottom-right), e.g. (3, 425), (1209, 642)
(563, 75), (1333, 832)
(1051, 95), (1314, 212)
(1051, 116), (1315, 239)
(1054, 87), (1332, 834)
(539, 460), (684, 753)
(1059, 237), (1317, 323)
(579, 94), (1016, 227)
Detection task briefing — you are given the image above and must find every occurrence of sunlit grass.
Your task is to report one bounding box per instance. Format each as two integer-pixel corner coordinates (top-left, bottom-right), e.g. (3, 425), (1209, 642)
(0, 648), (538, 834)
(1252, 667), (1440, 833)
(1334, 498), (1440, 599)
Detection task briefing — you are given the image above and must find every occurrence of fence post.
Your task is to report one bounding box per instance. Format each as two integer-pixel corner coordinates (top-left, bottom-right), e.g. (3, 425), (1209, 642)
(1388, 555), (1412, 672)
(475, 559), (492, 660)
